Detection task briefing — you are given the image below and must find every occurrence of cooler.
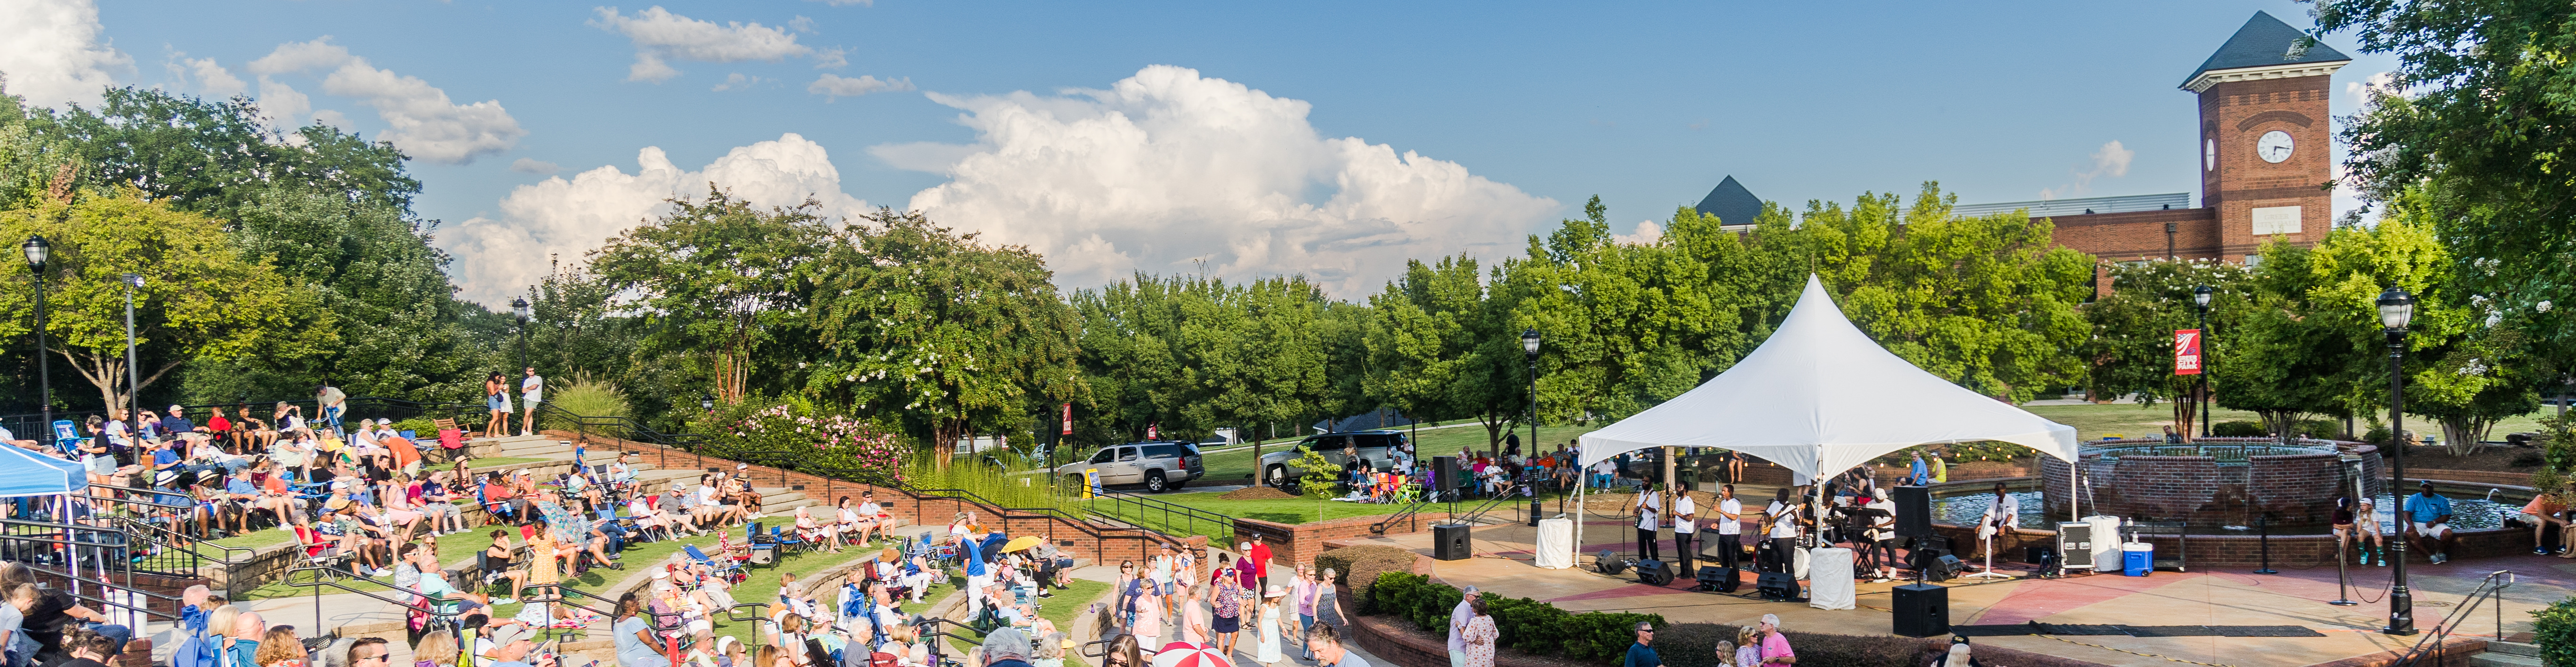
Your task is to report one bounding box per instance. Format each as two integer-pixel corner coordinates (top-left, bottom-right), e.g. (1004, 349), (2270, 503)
(2121, 543), (2153, 576)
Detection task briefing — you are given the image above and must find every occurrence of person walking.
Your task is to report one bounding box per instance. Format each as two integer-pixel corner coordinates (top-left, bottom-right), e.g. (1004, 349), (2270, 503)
(1621, 622), (1659, 667)
(1460, 597), (1498, 667)
(1253, 586), (1287, 666)
(1715, 484), (1744, 570)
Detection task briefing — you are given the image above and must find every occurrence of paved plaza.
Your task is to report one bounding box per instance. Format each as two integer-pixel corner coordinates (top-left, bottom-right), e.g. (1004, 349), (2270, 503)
(1336, 517), (2572, 667)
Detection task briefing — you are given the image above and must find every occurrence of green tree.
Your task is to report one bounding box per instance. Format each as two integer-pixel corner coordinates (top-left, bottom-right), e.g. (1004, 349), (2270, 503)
(0, 194), (330, 414)
(591, 188), (835, 403)
(2313, 0), (2576, 372)
(803, 207), (1083, 464)
(2087, 260), (2257, 438)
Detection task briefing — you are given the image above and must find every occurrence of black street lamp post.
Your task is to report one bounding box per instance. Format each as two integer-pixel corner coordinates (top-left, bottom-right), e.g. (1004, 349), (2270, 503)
(23, 237), (49, 449)
(121, 273), (142, 419)
(1521, 328), (1541, 451)
(512, 297), (531, 434)
(2195, 285), (2213, 438)
(2378, 286), (2417, 636)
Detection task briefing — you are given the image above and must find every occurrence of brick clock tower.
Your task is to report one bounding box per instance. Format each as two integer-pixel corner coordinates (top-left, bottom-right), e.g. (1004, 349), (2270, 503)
(2182, 11), (2349, 262)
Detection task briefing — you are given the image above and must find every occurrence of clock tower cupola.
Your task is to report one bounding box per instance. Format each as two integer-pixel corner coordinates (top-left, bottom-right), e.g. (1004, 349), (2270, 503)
(2182, 10), (2350, 262)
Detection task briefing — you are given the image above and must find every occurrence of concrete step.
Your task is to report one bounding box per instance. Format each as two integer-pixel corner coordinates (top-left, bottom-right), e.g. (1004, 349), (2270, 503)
(2487, 642), (2541, 658)
(2468, 651), (2542, 667)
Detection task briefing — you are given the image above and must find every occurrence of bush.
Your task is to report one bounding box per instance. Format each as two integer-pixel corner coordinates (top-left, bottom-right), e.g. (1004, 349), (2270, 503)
(1369, 571), (1660, 664)
(386, 417), (439, 435)
(1656, 624), (1932, 667)
(2212, 421), (2268, 437)
(540, 374), (631, 432)
(1313, 545), (1417, 610)
(2297, 418), (2344, 439)
(2535, 596), (2576, 667)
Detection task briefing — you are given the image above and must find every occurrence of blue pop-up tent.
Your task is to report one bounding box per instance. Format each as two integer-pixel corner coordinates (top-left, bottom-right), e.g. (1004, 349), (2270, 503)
(0, 446), (89, 496)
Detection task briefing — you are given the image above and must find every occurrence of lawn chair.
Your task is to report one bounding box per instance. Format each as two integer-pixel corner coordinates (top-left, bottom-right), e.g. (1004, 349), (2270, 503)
(1392, 479), (1421, 505)
(770, 525), (805, 553)
(682, 545), (742, 582)
(478, 486), (516, 525)
(290, 525), (349, 584)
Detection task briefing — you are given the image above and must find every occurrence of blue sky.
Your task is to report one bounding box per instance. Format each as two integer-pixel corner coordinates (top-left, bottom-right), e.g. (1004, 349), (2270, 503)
(5, 0), (2396, 305)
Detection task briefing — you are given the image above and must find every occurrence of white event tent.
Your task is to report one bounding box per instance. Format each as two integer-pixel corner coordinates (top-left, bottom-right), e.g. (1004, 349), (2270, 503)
(1569, 274), (2080, 562)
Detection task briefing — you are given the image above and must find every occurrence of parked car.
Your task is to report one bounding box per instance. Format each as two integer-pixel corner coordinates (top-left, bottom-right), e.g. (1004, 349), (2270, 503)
(1260, 430), (1411, 492)
(1056, 440), (1206, 493)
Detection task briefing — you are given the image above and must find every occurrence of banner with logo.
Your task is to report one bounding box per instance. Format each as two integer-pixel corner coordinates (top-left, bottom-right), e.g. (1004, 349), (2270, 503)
(2174, 329), (2203, 375)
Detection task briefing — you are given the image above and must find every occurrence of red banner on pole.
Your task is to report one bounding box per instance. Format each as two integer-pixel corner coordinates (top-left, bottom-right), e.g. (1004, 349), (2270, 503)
(2174, 329), (2203, 375)
(1061, 403), (1073, 435)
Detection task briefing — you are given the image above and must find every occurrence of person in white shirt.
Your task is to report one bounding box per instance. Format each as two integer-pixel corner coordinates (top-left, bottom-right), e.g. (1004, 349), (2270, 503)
(1591, 460), (1615, 490)
(1975, 482), (2020, 563)
(519, 368), (544, 437)
(1867, 488), (1900, 580)
(1715, 484), (1746, 570)
(1672, 489), (1699, 574)
(1763, 488), (1802, 574)
(1635, 485), (1662, 562)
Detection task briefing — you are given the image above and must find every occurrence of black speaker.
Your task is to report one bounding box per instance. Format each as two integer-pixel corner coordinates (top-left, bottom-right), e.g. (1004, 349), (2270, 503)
(2023, 546), (2052, 564)
(1695, 566), (1739, 593)
(1433, 523), (1471, 561)
(1634, 559), (1671, 586)
(1926, 555), (1966, 582)
(1891, 583), (1949, 637)
(1433, 456), (1461, 496)
(1756, 572), (1802, 601)
(1595, 550), (1628, 575)
(1892, 486), (1933, 538)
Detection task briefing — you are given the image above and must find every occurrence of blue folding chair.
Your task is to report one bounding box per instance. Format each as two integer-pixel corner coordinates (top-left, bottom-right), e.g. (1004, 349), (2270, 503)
(682, 544), (741, 581)
(771, 525), (805, 552)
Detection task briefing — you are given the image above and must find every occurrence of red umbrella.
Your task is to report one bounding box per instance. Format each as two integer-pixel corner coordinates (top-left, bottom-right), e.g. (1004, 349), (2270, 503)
(1150, 643), (1233, 667)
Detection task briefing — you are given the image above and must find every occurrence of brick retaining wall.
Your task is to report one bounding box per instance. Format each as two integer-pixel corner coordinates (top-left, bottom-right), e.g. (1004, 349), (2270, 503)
(1237, 512), (1458, 568)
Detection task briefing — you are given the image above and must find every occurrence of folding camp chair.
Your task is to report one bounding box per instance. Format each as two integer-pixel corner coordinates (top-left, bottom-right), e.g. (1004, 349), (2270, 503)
(682, 545), (742, 582)
(290, 525), (349, 583)
(770, 525), (805, 553)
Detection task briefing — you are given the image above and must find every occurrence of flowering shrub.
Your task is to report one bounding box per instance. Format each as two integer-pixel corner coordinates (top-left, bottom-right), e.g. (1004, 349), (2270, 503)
(700, 398), (907, 483)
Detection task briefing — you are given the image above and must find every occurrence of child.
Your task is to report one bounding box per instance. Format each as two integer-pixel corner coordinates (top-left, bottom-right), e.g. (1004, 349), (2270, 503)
(0, 584), (34, 667)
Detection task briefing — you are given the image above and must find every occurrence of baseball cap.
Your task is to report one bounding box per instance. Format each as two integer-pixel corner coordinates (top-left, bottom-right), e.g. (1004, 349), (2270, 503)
(489, 625), (538, 648)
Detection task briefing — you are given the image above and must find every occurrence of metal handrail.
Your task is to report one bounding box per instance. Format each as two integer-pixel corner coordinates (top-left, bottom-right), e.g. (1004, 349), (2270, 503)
(1084, 490), (1237, 541)
(2392, 569), (2514, 667)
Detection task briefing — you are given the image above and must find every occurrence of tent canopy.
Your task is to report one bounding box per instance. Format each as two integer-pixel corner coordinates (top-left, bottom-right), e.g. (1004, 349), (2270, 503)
(1578, 274), (2077, 483)
(0, 446), (86, 497)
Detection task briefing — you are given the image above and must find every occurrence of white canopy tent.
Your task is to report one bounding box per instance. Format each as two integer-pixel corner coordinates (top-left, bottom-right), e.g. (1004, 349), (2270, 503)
(1570, 274), (2080, 564)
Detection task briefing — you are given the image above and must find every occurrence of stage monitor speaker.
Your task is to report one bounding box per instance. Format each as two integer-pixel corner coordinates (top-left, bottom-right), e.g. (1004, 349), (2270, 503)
(1433, 523), (1472, 561)
(2057, 521), (2094, 568)
(1929, 555), (1966, 582)
(1596, 550), (1628, 575)
(1756, 572), (1802, 601)
(1891, 584), (1950, 637)
(1634, 559), (1671, 586)
(2023, 546), (2053, 564)
(1892, 486), (1933, 538)
(1695, 566), (1739, 593)
(1433, 456), (1462, 495)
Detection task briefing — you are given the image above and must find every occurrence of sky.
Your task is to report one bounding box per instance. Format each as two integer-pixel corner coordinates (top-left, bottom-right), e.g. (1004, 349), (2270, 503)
(0, 0), (2399, 307)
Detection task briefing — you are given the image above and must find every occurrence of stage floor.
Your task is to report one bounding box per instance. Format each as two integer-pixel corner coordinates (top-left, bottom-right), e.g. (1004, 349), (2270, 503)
(1339, 517), (2576, 667)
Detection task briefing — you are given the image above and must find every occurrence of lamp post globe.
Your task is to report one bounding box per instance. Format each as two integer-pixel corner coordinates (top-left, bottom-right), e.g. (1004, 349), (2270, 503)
(23, 236), (48, 450)
(1521, 329), (1541, 358)
(702, 393), (716, 412)
(2193, 285), (2213, 308)
(2377, 285), (2417, 636)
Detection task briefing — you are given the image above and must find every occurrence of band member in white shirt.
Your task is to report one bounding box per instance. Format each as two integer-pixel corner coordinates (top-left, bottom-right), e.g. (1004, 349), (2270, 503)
(1762, 488), (1802, 573)
(1715, 484), (1745, 569)
(1672, 489), (1699, 574)
(1975, 482), (2019, 564)
(1635, 485), (1662, 562)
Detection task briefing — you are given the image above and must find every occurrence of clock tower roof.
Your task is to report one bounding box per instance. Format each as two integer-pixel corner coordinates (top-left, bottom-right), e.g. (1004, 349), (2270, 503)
(1693, 175), (1763, 228)
(2180, 11), (2351, 92)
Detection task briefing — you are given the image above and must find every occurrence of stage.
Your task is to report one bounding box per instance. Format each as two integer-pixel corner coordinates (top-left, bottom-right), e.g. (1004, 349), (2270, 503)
(1331, 517), (2572, 667)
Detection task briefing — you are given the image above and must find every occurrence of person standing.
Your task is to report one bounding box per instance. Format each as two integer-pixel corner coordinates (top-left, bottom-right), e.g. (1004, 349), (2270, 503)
(314, 384), (347, 439)
(1291, 565), (1322, 659)
(1715, 485), (1745, 570)
(519, 368), (544, 437)
(1460, 598), (1498, 667)
(1635, 486), (1662, 562)
(1672, 489), (1699, 576)
(1445, 586), (1481, 667)
(1248, 535), (1274, 587)
(1254, 586), (1287, 666)
(1867, 488), (1900, 580)
(1763, 489), (1800, 574)
(483, 373), (510, 439)
(1755, 614), (1795, 665)
(1620, 622), (1659, 667)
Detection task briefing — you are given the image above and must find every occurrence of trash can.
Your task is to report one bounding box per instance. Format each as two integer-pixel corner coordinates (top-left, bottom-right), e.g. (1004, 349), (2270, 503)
(2122, 543), (2154, 577)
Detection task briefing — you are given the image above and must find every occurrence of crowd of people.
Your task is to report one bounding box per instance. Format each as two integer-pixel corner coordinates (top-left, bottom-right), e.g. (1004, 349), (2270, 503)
(1097, 535), (1328, 667)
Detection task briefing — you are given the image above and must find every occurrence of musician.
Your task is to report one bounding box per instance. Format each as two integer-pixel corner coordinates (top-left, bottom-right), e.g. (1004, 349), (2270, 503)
(1671, 489), (1698, 575)
(1759, 488), (1802, 573)
(1634, 484), (1662, 562)
(1974, 483), (2018, 563)
(1865, 488), (1899, 580)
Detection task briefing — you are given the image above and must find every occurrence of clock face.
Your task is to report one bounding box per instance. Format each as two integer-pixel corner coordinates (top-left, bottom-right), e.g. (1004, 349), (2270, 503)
(2204, 139), (2215, 171)
(2256, 130), (2294, 163)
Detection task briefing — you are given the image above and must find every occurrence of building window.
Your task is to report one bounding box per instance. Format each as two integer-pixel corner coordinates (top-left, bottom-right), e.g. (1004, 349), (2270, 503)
(2244, 254), (2263, 267)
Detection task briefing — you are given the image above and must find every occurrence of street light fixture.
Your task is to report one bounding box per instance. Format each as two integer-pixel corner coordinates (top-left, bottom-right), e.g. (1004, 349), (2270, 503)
(121, 273), (142, 421)
(2376, 285), (2417, 636)
(2194, 285), (2213, 438)
(511, 296), (531, 435)
(1522, 328), (1544, 514)
(22, 237), (49, 450)
(702, 393), (716, 413)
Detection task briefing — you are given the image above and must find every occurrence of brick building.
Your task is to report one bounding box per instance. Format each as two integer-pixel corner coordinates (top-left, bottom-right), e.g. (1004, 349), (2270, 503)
(1694, 11), (2349, 266)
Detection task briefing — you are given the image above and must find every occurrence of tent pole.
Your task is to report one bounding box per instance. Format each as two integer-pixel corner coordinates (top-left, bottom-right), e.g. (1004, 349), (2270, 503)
(1573, 461), (1585, 568)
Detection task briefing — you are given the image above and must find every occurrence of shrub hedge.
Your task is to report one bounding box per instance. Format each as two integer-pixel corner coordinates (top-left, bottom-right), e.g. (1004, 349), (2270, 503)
(2211, 421), (2268, 437)
(1368, 571), (1660, 664)
(1653, 623), (1933, 667)
(2534, 596), (2576, 667)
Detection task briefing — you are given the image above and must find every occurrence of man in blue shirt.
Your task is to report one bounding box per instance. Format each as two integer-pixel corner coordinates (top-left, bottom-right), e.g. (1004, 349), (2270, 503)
(2404, 480), (2457, 564)
(1621, 621), (1660, 667)
(962, 527), (991, 616)
(159, 406), (197, 438)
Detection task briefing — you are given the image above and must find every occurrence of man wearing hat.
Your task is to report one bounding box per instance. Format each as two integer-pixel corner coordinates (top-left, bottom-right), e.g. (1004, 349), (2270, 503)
(1755, 614), (1794, 665)
(1446, 585), (1481, 667)
(483, 625), (552, 667)
(1621, 621), (1659, 667)
(981, 626), (1035, 667)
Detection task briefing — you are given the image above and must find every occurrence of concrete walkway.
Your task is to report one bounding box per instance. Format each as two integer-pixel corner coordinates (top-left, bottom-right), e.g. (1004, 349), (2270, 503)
(1336, 518), (2570, 667)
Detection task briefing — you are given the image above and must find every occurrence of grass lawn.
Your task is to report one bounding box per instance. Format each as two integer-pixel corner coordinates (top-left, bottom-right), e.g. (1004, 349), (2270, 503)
(239, 522), (729, 600)
(936, 578), (1110, 655)
(1092, 495), (1417, 526)
(709, 539), (909, 645)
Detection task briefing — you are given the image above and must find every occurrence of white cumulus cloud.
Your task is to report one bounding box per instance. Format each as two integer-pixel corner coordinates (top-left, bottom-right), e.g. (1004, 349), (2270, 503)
(0, 0), (132, 108)
(1613, 220), (1664, 246)
(2041, 140), (2134, 200)
(250, 38), (524, 164)
(893, 65), (1558, 295)
(807, 73), (909, 100)
(509, 158), (559, 175)
(442, 133), (869, 306)
(173, 56), (246, 98)
(591, 6), (811, 83)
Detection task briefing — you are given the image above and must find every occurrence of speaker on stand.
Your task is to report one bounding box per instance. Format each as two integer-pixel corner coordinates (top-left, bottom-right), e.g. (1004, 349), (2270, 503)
(1433, 523), (1472, 561)
(1892, 486), (1934, 538)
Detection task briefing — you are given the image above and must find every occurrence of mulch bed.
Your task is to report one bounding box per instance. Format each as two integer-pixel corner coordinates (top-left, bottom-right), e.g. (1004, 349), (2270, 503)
(1220, 486), (1300, 500)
